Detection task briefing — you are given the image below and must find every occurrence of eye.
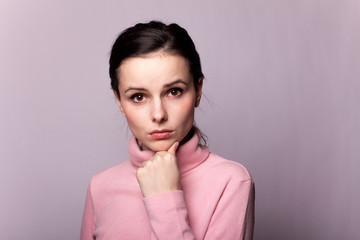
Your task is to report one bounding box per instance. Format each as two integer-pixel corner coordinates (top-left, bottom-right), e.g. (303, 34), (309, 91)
(167, 88), (183, 97)
(131, 93), (146, 103)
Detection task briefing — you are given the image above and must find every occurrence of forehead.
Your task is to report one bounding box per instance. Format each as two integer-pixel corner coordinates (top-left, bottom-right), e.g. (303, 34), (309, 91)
(117, 53), (192, 89)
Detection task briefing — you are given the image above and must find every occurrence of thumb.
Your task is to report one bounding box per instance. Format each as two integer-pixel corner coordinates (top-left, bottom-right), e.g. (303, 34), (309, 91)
(167, 141), (179, 155)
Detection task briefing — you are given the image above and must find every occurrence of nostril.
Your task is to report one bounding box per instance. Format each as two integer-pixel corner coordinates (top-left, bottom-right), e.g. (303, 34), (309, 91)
(152, 114), (168, 122)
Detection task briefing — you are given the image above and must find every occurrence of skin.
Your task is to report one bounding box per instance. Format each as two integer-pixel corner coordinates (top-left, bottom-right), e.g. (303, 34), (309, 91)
(114, 52), (202, 197)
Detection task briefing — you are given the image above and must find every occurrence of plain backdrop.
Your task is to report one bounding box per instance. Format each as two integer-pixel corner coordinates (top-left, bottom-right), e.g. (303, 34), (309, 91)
(1, 0), (359, 239)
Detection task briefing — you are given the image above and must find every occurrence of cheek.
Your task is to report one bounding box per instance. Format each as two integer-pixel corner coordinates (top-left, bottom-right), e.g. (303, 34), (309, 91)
(174, 97), (195, 123)
(122, 105), (145, 129)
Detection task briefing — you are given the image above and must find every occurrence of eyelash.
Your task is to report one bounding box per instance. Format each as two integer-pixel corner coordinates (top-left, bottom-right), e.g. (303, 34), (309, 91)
(168, 88), (183, 97)
(130, 93), (146, 103)
(130, 88), (184, 103)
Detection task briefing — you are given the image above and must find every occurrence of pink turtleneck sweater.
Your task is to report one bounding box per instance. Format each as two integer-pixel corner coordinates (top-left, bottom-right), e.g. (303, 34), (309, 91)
(81, 134), (254, 240)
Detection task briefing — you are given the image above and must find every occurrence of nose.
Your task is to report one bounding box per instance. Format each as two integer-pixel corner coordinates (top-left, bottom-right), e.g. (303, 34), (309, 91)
(151, 99), (168, 123)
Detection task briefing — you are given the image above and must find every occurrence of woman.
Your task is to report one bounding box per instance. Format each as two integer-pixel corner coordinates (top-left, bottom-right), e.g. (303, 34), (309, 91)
(81, 21), (254, 240)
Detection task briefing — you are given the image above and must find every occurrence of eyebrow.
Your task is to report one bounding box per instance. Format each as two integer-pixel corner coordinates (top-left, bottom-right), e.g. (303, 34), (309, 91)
(124, 79), (188, 94)
(124, 87), (146, 94)
(163, 79), (188, 88)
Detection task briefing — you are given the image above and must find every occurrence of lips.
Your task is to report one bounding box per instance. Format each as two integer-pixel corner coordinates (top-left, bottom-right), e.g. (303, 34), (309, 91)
(150, 129), (173, 140)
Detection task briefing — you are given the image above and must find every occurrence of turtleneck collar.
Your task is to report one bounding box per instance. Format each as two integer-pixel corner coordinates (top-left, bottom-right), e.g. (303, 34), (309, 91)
(128, 133), (210, 174)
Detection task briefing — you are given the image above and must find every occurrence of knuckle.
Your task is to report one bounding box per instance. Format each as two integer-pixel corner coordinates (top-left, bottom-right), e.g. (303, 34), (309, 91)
(136, 167), (145, 176)
(154, 152), (165, 158)
(142, 160), (152, 168)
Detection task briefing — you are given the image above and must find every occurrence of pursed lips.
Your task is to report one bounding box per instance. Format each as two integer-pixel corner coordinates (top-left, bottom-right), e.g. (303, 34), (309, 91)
(149, 129), (173, 140)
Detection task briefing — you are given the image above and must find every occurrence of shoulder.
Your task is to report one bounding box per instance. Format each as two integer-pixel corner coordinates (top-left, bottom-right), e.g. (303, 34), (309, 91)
(204, 152), (253, 182)
(89, 160), (135, 192)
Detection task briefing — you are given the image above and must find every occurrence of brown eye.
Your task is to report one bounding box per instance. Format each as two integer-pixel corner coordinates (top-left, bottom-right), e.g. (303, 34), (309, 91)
(131, 94), (145, 103)
(168, 88), (183, 97)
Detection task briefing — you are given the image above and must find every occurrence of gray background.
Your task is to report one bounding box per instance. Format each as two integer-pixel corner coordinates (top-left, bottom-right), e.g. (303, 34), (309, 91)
(1, 0), (359, 239)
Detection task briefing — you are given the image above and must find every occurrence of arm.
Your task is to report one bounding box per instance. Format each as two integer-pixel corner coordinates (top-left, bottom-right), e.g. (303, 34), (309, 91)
(137, 142), (254, 239)
(80, 186), (96, 240)
(137, 142), (195, 239)
(142, 180), (254, 240)
(143, 190), (194, 239)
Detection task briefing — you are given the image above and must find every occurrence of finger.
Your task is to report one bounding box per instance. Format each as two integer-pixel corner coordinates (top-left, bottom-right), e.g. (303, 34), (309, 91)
(141, 160), (152, 168)
(167, 141), (179, 155)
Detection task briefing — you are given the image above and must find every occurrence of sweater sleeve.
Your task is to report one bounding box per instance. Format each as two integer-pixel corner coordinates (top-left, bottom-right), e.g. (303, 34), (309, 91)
(142, 180), (255, 240)
(143, 190), (195, 240)
(80, 185), (96, 240)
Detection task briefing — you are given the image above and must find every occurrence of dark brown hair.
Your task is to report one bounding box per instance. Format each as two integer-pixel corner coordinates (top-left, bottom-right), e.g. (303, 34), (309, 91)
(109, 21), (204, 99)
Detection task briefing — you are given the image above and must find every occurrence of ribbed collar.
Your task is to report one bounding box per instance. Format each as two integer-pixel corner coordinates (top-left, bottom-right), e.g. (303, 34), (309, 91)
(128, 134), (210, 174)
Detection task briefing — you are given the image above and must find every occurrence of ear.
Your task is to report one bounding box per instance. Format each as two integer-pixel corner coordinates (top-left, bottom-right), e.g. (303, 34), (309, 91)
(195, 78), (203, 107)
(113, 90), (126, 117)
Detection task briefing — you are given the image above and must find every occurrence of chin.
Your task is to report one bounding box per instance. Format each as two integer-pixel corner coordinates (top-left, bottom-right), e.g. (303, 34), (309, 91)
(144, 140), (173, 152)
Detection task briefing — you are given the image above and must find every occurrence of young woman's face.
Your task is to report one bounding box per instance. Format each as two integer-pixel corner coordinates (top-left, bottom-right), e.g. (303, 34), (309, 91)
(115, 53), (202, 152)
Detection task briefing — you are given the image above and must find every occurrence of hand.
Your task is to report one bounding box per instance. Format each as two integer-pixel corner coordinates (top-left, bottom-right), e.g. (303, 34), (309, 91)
(136, 142), (180, 197)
